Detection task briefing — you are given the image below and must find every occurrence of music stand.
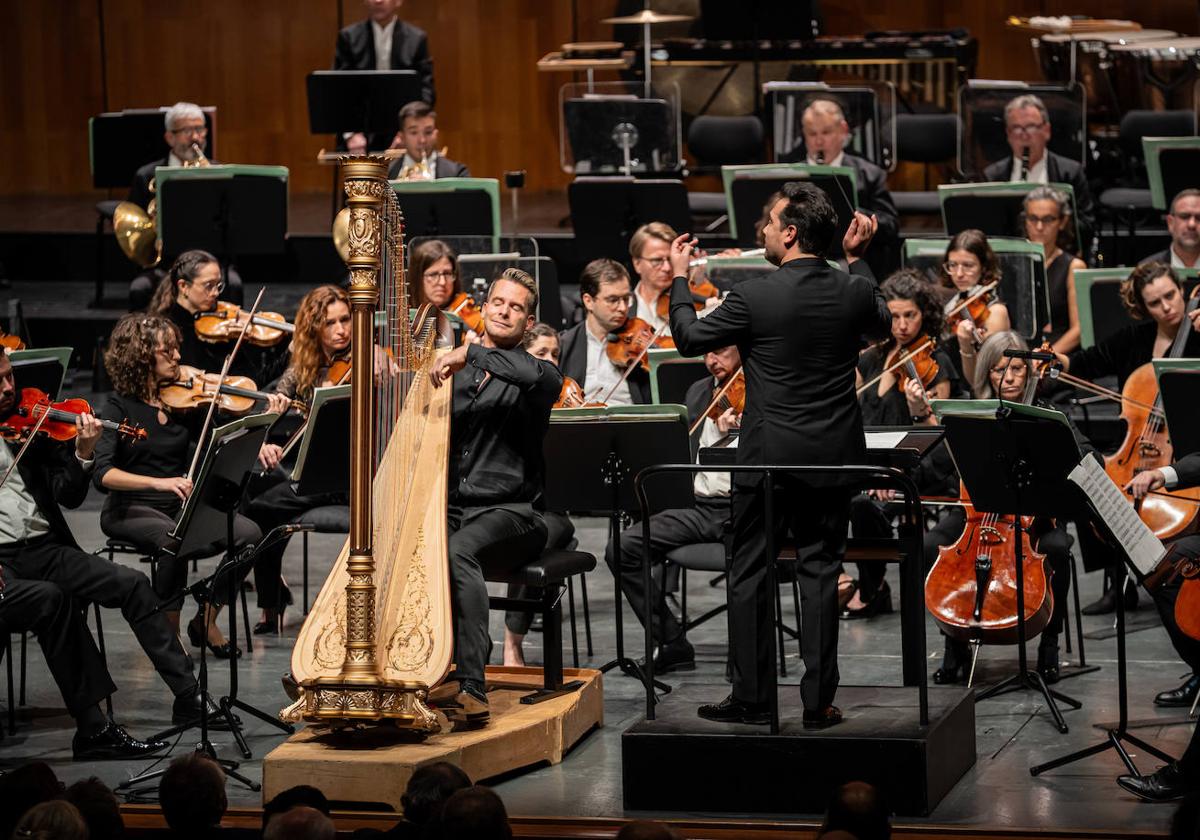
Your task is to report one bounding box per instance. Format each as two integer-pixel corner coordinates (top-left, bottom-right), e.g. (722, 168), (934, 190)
(568, 178), (691, 263)
(937, 400), (1086, 733)
(544, 407), (693, 692)
(390, 178), (500, 241)
(291, 386), (350, 494)
(1144, 137), (1200, 211)
(306, 70), (421, 141)
(562, 95), (680, 175)
(722, 164), (856, 248)
(647, 348), (709, 405)
(157, 166), (287, 268)
(9, 348), (71, 400)
(89, 107), (217, 189)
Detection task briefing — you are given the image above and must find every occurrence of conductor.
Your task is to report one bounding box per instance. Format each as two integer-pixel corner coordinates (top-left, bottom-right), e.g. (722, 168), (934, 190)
(668, 181), (889, 727)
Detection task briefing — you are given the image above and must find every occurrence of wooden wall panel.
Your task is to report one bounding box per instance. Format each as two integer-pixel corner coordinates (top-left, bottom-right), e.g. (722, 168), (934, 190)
(0, 0), (105, 194)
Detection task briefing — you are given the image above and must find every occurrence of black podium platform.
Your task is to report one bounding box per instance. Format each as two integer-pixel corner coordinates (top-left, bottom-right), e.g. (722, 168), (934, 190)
(622, 684), (975, 817)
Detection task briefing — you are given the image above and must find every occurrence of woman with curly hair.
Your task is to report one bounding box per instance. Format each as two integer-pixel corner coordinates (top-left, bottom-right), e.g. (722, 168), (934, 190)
(844, 270), (960, 619)
(94, 313), (271, 658)
(939, 229), (1011, 386)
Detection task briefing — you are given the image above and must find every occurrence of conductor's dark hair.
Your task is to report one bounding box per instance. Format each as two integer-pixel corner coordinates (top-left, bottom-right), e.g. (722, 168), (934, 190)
(580, 258), (630, 299)
(778, 180), (838, 255)
(401, 762), (472, 826)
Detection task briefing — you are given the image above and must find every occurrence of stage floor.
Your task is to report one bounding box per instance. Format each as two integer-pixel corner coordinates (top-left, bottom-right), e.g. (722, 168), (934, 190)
(2, 490), (1193, 835)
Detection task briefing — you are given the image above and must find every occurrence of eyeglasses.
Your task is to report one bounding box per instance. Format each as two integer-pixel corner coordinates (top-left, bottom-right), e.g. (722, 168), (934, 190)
(1007, 122), (1045, 137)
(943, 261), (980, 275)
(598, 294), (633, 307)
(188, 279), (225, 293)
(1025, 214), (1062, 226)
(637, 256), (671, 268)
(169, 124), (208, 137)
(423, 270), (456, 281)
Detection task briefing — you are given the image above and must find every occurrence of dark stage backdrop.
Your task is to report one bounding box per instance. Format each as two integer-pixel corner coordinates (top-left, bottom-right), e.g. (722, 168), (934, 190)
(0, 0), (1196, 198)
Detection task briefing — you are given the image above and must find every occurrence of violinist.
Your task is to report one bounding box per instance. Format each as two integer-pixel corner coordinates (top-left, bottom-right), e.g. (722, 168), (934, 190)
(630, 222), (682, 337)
(0, 347), (222, 730)
(94, 314), (276, 660)
(503, 322), (578, 667)
(243, 284), (356, 633)
(559, 258), (650, 405)
(1023, 186), (1085, 355)
(605, 344), (743, 675)
(408, 239), (482, 339)
(148, 250), (248, 376)
(847, 270), (958, 618)
(940, 229), (1011, 387)
(931, 331), (1087, 685)
(1119, 452), (1200, 801)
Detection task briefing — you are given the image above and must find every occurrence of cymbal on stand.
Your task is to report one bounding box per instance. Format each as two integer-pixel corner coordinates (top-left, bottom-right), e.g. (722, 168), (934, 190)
(601, 10), (695, 25)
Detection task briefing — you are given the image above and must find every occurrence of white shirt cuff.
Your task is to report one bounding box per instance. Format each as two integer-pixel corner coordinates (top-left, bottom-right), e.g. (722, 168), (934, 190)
(76, 452), (95, 470)
(1161, 466), (1179, 490)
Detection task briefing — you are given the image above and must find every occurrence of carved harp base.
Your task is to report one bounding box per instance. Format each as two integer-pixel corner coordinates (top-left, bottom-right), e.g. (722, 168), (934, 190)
(298, 677), (440, 733)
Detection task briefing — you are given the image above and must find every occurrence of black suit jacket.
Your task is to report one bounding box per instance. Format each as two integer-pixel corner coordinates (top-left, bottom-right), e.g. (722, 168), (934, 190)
(983, 150), (1095, 248)
(386, 155), (470, 180)
(669, 258), (889, 486)
(1174, 452), (1200, 489)
(684, 375), (714, 458)
(841, 153), (898, 246)
(8, 436), (91, 550)
(334, 18), (435, 105)
(558, 321), (652, 404)
(129, 157), (167, 211)
(1139, 248), (1175, 267)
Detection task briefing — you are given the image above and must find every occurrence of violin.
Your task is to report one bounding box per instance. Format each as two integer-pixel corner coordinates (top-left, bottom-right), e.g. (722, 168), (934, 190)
(688, 368), (745, 435)
(194, 301), (295, 346)
(159, 365), (304, 416)
(888, 335), (939, 394)
(655, 275), (722, 319)
(554, 375), (589, 409)
(0, 330), (25, 352)
(326, 357), (350, 385)
(446, 292), (485, 335)
(945, 282), (996, 348)
(0, 388), (146, 443)
(924, 481), (1053, 647)
(605, 317), (674, 373)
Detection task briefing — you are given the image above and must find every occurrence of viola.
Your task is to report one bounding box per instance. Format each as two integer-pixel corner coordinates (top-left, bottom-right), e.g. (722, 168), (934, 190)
(554, 375), (588, 409)
(159, 365), (304, 416)
(605, 317), (674, 373)
(446, 292), (485, 335)
(945, 282), (996, 348)
(194, 301), (295, 346)
(0, 388), (146, 443)
(689, 367), (745, 436)
(326, 357), (351, 385)
(891, 336), (939, 394)
(924, 481), (1053, 646)
(655, 275), (721, 319)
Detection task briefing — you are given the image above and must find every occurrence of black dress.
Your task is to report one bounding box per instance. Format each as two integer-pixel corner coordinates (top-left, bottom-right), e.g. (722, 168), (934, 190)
(1043, 251), (1075, 345)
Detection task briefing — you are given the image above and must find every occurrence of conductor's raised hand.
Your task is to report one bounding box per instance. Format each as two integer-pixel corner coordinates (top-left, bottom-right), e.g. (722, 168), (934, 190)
(668, 233), (698, 280)
(842, 211), (878, 260)
(429, 344), (470, 388)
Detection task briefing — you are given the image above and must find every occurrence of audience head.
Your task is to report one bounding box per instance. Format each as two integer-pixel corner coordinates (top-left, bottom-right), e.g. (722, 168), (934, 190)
(1022, 185), (1074, 253)
(263, 805), (335, 840)
(163, 101), (207, 163)
(402, 761), (473, 826)
(940, 229), (999, 294)
(398, 100), (439, 162)
(151, 249), (222, 315)
(409, 239), (460, 308)
(364, 0), (402, 26)
(483, 268), (538, 348)
(616, 819), (683, 840)
(262, 784), (331, 832)
(1003, 93), (1051, 164)
(881, 268), (943, 348)
(821, 781), (891, 840)
(104, 312), (183, 401)
(63, 778), (123, 840)
(0, 763), (62, 840)
(1166, 188), (1200, 256)
(764, 180), (837, 265)
(1121, 261), (1185, 327)
(438, 785), (511, 840)
(973, 330), (1029, 400)
(11, 800), (87, 840)
(801, 98), (850, 163)
(580, 258), (633, 334)
(522, 322), (561, 366)
(629, 222), (678, 296)
(159, 753), (227, 836)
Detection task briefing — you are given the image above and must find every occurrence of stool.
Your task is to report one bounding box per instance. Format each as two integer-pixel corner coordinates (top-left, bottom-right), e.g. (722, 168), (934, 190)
(486, 549), (596, 703)
(297, 505), (351, 615)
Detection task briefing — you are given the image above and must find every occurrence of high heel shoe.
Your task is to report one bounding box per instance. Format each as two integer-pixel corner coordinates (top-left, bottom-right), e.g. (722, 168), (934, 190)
(841, 581), (893, 619)
(254, 583), (294, 635)
(187, 612), (241, 660)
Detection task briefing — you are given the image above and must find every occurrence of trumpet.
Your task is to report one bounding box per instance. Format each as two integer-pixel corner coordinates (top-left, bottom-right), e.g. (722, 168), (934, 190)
(395, 146), (448, 181)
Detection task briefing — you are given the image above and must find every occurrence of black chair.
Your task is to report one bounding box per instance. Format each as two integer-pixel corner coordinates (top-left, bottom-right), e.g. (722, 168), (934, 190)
(686, 115), (765, 225)
(892, 113), (959, 216)
(486, 548), (597, 703)
(1099, 110), (1196, 262)
(297, 505), (351, 615)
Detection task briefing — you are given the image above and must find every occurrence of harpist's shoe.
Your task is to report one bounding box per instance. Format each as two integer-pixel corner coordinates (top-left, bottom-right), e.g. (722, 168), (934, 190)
(697, 694), (770, 725)
(73, 721), (168, 761)
(1117, 762), (1192, 802)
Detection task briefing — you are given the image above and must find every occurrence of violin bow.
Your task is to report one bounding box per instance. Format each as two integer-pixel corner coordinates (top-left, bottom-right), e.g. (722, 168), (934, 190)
(689, 366), (743, 436)
(902, 356), (934, 413)
(184, 287), (266, 483)
(944, 281), (998, 321)
(598, 320), (670, 406)
(855, 338), (934, 397)
(0, 405), (52, 492)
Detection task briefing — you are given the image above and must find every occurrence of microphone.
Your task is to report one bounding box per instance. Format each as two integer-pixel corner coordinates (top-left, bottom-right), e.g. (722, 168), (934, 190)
(1019, 145), (1031, 180)
(1002, 348), (1056, 362)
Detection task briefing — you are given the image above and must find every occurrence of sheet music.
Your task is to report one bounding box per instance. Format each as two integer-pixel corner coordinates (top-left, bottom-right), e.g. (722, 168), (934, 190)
(1067, 456), (1165, 577)
(864, 431), (908, 450)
